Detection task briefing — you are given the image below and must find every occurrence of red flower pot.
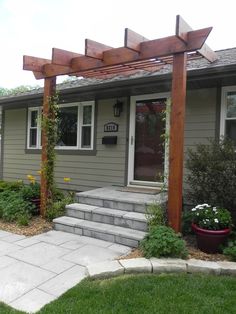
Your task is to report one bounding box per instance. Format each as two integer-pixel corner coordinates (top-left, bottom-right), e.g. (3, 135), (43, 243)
(192, 223), (231, 254)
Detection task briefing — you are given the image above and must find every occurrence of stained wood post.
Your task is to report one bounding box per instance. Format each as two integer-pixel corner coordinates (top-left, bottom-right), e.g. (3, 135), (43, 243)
(40, 77), (56, 217)
(167, 52), (187, 232)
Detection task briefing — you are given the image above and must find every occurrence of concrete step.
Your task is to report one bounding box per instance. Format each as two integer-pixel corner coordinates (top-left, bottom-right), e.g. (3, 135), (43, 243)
(76, 193), (146, 213)
(66, 203), (148, 232)
(53, 216), (146, 248)
(76, 186), (166, 214)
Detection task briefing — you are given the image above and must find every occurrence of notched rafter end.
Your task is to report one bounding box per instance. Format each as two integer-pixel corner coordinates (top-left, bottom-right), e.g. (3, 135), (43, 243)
(124, 28), (148, 52)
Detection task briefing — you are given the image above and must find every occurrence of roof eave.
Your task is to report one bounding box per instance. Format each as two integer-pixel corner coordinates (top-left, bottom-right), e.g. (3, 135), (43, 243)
(1, 64), (236, 106)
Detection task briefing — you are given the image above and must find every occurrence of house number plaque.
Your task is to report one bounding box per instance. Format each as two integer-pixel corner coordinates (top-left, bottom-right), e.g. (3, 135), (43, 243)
(104, 122), (119, 132)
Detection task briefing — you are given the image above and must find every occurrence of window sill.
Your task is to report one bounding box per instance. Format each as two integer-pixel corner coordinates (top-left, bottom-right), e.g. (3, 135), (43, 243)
(25, 149), (97, 156)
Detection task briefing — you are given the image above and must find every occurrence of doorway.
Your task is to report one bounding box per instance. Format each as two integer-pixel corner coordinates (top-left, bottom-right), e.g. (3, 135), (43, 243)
(128, 93), (170, 187)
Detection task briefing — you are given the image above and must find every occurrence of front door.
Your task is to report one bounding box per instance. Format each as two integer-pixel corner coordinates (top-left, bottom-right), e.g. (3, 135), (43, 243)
(128, 93), (170, 187)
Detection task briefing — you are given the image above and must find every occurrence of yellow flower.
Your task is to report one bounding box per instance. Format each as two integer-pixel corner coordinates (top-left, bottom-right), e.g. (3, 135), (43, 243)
(63, 177), (71, 182)
(37, 170), (42, 175)
(27, 174), (33, 180)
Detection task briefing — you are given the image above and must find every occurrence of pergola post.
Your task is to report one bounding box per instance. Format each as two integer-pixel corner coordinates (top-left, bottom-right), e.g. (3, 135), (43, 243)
(40, 77), (56, 217)
(167, 52), (187, 232)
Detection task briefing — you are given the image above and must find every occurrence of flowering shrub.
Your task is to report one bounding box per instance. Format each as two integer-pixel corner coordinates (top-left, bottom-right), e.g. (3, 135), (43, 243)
(191, 204), (232, 230)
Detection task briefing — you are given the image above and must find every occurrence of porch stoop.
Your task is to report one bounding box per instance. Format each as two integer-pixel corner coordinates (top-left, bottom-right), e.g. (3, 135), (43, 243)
(53, 186), (166, 248)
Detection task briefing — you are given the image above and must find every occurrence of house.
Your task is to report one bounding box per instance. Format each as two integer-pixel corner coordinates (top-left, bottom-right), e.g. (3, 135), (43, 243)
(1, 47), (236, 193)
(0, 47), (236, 246)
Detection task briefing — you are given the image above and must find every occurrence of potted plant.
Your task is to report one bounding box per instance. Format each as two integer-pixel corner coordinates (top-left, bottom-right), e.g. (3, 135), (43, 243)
(191, 204), (233, 253)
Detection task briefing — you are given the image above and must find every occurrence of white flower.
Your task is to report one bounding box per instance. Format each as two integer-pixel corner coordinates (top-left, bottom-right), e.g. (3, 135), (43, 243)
(196, 213), (199, 216)
(214, 218), (219, 223)
(191, 208), (197, 211)
(195, 205), (202, 209)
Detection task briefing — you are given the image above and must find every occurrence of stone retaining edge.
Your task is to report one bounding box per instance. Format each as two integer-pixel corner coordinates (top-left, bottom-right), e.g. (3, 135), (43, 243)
(86, 258), (236, 279)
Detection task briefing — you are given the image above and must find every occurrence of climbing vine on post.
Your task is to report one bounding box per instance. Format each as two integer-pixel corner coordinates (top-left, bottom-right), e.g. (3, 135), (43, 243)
(40, 92), (59, 216)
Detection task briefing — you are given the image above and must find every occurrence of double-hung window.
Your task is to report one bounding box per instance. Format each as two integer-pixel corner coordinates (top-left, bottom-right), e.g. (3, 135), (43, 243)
(220, 86), (236, 145)
(28, 108), (41, 148)
(27, 101), (95, 150)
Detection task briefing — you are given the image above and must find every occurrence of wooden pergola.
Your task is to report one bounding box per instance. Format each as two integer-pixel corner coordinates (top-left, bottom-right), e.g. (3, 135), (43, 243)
(23, 15), (217, 232)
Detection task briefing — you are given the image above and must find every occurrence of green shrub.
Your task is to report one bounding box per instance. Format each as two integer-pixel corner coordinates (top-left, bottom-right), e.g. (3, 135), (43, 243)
(0, 180), (23, 193)
(45, 196), (73, 221)
(140, 225), (188, 259)
(20, 182), (40, 201)
(186, 139), (236, 214)
(182, 210), (194, 235)
(145, 202), (166, 228)
(223, 238), (236, 261)
(52, 187), (65, 202)
(17, 213), (30, 226)
(0, 190), (33, 222)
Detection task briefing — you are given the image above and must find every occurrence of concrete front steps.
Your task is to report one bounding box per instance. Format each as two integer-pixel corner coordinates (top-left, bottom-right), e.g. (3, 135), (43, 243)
(53, 186), (166, 248)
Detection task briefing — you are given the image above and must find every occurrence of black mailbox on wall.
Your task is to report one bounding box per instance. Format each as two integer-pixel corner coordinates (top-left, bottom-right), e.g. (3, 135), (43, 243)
(102, 136), (117, 145)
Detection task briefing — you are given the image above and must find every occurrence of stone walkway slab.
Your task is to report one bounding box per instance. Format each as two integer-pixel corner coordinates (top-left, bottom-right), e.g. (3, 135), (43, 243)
(1, 228), (236, 313)
(0, 229), (130, 313)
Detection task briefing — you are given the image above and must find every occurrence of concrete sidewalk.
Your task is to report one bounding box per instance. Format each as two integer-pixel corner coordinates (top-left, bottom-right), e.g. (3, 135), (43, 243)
(0, 229), (131, 313)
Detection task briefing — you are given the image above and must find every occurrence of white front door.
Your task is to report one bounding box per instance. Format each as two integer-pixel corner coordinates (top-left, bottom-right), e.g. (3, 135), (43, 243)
(128, 93), (170, 187)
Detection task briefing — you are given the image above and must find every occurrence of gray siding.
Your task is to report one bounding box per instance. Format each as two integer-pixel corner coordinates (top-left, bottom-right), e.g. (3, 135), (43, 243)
(3, 98), (128, 191)
(185, 88), (217, 149)
(2, 88), (218, 192)
(183, 88), (217, 192)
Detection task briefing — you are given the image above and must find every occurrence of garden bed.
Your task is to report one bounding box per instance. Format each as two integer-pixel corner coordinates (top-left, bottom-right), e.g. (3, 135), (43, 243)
(120, 235), (228, 262)
(0, 216), (52, 236)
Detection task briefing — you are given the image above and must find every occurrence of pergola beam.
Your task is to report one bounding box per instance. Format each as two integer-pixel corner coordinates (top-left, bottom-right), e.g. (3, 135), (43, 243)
(23, 56), (51, 72)
(85, 39), (112, 59)
(140, 27), (212, 59)
(176, 15), (218, 62)
(124, 28), (148, 51)
(23, 27), (213, 79)
(52, 48), (81, 65)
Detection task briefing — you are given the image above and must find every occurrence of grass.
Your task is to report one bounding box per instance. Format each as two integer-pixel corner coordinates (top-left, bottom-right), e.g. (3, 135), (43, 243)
(1, 273), (236, 314)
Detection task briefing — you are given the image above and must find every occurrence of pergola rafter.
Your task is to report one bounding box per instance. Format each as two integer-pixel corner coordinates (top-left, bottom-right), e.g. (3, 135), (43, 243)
(23, 15), (217, 231)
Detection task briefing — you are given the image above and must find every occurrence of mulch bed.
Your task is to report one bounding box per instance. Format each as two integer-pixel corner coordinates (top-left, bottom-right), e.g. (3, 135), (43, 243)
(120, 235), (229, 262)
(0, 216), (53, 236)
(0, 219), (230, 261)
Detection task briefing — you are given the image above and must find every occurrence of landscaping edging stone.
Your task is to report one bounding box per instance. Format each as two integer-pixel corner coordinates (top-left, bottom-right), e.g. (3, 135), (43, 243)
(86, 258), (236, 279)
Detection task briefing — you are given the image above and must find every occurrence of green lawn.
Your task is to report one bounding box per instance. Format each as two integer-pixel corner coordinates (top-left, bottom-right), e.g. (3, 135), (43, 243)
(1, 273), (236, 314)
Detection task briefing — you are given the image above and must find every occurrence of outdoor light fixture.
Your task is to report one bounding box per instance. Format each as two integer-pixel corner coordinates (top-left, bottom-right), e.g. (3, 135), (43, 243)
(113, 100), (123, 117)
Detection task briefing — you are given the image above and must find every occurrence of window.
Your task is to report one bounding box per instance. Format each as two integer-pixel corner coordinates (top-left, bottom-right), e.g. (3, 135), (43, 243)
(27, 108), (41, 148)
(80, 104), (94, 148)
(27, 101), (95, 150)
(57, 106), (78, 147)
(220, 87), (236, 145)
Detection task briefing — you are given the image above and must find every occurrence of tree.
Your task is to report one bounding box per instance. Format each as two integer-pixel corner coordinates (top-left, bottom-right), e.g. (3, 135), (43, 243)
(0, 85), (40, 97)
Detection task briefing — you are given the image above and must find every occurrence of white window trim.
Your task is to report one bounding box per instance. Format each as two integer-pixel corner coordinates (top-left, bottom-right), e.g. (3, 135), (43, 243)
(27, 101), (95, 150)
(79, 103), (95, 150)
(220, 86), (236, 139)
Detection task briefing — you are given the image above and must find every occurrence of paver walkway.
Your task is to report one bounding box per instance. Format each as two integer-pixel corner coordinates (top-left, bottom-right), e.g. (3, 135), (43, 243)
(0, 229), (131, 313)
